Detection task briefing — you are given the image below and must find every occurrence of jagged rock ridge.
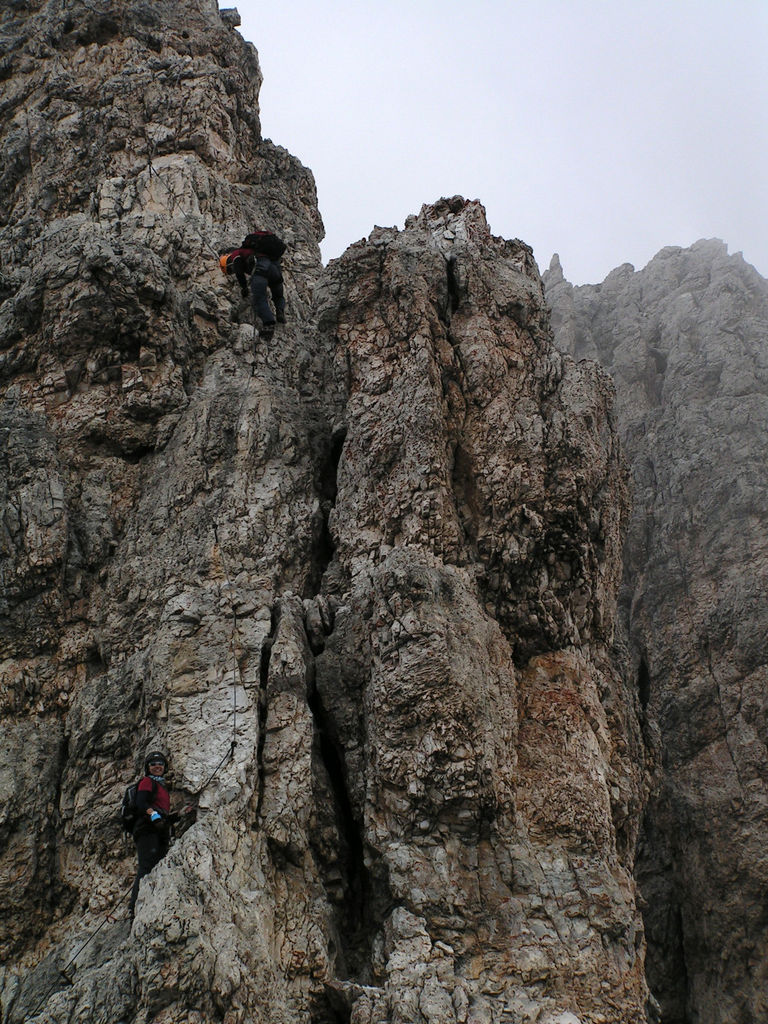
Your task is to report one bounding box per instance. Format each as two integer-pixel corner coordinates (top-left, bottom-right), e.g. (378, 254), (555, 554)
(545, 243), (768, 1024)
(2, 2), (652, 1022)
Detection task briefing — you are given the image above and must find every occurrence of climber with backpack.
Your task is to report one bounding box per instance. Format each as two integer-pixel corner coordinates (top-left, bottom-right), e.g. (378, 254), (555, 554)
(219, 228), (287, 341)
(125, 751), (194, 918)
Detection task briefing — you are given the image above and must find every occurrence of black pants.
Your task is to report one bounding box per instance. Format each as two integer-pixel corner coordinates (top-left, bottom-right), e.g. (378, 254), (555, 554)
(250, 258), (285, 326)
(129, 828), (169, 915)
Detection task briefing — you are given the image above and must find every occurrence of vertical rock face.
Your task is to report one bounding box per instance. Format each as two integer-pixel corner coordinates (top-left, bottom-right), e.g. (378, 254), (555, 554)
(312, 199), (647, 1023)
(1, 3), (650, 1023)
(545, 245), (768, 1024)
(1, 0), (328, 1014)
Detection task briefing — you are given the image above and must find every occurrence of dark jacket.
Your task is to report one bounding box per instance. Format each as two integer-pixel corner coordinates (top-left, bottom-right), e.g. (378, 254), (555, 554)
(225, 234), (285, 295)
(227, 248), (256, 295)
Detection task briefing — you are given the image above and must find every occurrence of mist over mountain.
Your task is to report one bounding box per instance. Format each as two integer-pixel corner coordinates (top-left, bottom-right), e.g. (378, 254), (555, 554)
(1, 3), (766, 1023)
(545, 245), (768, 1024)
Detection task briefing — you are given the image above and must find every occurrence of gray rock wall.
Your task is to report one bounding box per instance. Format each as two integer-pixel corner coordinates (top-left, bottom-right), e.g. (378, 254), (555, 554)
(1, 2), (652, 1022)
(545, 243), (768, 1024)
(311, 198), (648, 1022)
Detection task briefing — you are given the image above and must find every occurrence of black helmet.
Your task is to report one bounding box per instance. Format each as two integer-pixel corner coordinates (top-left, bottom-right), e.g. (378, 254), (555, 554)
(144, 751), (168, 773)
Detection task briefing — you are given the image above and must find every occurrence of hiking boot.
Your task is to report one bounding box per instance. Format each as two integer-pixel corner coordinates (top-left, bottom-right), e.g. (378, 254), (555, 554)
(276, 311), (286, 324)
(260, 323), (275, 341)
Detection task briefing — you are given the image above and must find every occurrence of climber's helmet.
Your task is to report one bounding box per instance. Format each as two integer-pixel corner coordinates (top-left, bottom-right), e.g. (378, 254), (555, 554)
(144, 751), (168, 774)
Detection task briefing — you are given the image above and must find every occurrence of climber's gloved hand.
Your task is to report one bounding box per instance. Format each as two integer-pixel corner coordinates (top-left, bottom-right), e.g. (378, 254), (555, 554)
(150, 810), (162, 822)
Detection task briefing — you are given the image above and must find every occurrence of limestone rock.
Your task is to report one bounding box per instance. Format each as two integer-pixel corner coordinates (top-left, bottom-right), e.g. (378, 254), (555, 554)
(546, 242), (768, 1024)
(310, 198), (647, 1021)
(2, 3), (651, 1023)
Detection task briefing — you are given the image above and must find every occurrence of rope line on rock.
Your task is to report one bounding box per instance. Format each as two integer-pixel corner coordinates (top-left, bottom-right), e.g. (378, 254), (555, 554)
(142, 134), (222, 262)
(26, 884), (133, 1021)
(140, 128), (263, 794)
(124, 129), (261, 799)
(188, 365), (257, 798)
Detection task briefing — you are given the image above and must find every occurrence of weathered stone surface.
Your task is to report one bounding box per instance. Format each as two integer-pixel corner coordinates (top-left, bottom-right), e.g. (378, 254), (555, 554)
(1, 0), (327, 1012)
(546, 243), (768, 1024)
(2, 3), (652, 1023)
(310, 201), (646, 1021)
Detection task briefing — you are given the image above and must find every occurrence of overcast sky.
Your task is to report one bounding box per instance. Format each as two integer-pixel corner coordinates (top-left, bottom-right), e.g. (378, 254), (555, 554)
(228, 0), (767, 285)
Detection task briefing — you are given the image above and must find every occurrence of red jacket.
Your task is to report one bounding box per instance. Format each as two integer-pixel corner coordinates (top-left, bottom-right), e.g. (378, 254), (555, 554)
(133, 777), (171, 837)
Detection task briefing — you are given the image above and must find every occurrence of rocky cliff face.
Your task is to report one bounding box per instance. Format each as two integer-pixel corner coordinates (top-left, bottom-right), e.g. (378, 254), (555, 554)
(545, 245), (768, 1024)
(1, 2), (653, 1023)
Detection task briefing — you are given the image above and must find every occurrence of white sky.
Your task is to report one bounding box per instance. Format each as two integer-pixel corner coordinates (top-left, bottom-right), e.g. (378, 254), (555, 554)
(227, 0), (768, 285)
